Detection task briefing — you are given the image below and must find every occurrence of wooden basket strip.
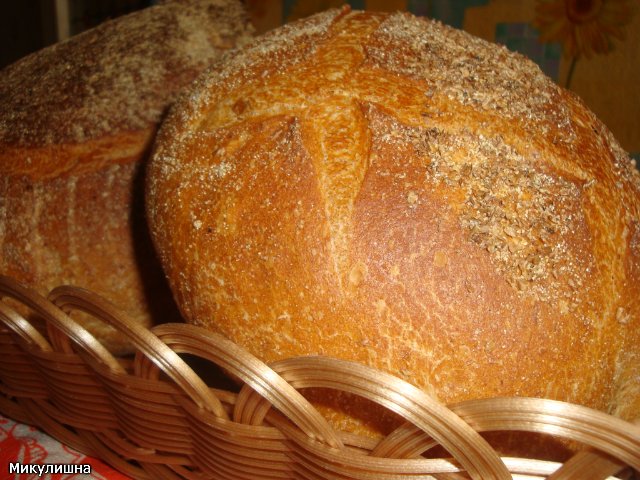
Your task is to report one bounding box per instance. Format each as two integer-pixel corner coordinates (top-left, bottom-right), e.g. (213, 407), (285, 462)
(190, 419), (292, 462)
(197, 431), (292, 462)
(499, 457), (628, 480)
(266, 409), (463, 478)
(263, 410), (380, 459)
(30, 361), (112, 400)
(108, 394), (191, 432)
(29, 353), (105, 382)
(546, 449), (628, 480)
(287, 445), (455, 480)
(290, 442), (627, 480)
(283, 397), (633, 480)
(0, 394), (31, 424)
(98, 363), (185, 400)
(0, 356), (44, 377)
(106, 404), (192, 455)
(452, 398), (640, 470)
(192, 441), (293, 474)
(235, 380), (275, 425)
(25, 354), (115, 431)
(208, 387), (239, 407)
(433, 474), (471, 480)
(108, 401), (191, 442)
(0, 368), (48, 398)
(97, 430), (157, 459)
(291, 460), (340, 480)
(78, 430), (157, 480)
(142, 463), (199, 480)
(182, 400), (290, 450)
(337, 431), (380, 453)
(165, 465), (212, 480)
(0, 306), (50, 397)
(187, 394), (311, 477)
(95, 432), (193, 466)
(104, 380), (192, 417)
(198, 459), (291, 480)
(29, 395), (111, 432)
(95, 431), (191, 467)
(35, 393), (115, 430)
(194, 448), (294, 480)
(0, 276), (120, 368)
(185, 404), (295, 477)
(21, 397), (94, 454)
(370, 398), (640, 469)
(287, 446), (464, 478)
(108, 400), (194, 455)
(148, 323), (343, 449)
(370, 421), (428, 458)
(48, 285), (229, 419)
(98, 379), (195, 454)
(269, 356), (511, 480)
(0, 301), (52, 351)
(99, 370), (196, 451)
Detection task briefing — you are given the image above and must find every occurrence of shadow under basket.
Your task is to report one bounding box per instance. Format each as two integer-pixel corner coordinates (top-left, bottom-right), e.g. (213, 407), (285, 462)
(0, 274), (638, 480)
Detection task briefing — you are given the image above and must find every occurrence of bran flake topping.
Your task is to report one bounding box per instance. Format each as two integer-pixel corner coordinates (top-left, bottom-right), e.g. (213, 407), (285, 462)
(380, 111), (590, 304)
(0, 0), (253, 146)
(367, 13), (573, 142)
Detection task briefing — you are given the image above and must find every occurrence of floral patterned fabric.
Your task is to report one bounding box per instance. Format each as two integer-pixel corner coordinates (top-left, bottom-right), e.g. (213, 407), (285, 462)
(0, 414), (130, 480)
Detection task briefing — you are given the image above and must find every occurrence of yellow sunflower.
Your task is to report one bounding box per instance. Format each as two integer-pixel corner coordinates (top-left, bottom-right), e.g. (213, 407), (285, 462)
(534, 0), (636, 58)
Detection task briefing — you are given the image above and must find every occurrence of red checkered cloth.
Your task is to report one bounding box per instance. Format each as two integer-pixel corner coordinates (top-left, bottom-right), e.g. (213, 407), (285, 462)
(0, 414), (131, 480)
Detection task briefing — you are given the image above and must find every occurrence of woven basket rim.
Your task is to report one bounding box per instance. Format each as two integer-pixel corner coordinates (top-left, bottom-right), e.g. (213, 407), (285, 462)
(0, 274), (638, 480)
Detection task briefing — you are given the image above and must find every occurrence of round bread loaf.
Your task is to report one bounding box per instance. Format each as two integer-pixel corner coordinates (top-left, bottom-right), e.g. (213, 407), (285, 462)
(0, 0), (253, 353)
(147, 6), (640, 434)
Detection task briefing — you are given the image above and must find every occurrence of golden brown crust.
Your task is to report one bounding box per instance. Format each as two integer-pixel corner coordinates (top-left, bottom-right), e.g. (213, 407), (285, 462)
(0, 0), (254, 353)
(0, 130), (152, 179)
(147, 7), (640, 431)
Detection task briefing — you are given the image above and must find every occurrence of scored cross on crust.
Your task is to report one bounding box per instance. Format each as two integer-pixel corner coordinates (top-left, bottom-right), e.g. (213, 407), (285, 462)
(147, 7), (640, 438)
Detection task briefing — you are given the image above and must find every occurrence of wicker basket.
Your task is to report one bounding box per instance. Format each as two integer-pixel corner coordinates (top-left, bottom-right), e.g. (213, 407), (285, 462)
(0, 274), (638, 480)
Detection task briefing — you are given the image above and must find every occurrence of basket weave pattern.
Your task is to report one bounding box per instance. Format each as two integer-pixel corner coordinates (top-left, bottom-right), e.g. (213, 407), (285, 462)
(0, 275), (638, 480)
